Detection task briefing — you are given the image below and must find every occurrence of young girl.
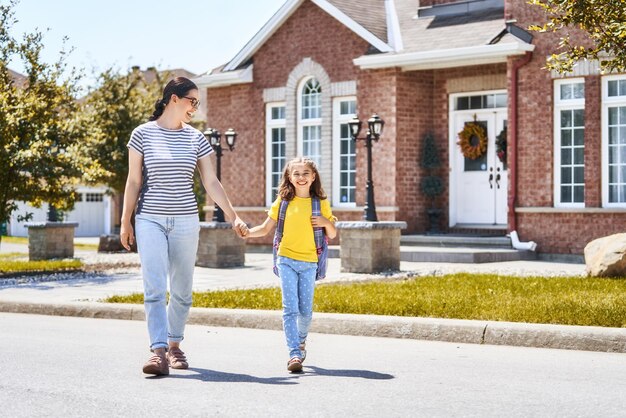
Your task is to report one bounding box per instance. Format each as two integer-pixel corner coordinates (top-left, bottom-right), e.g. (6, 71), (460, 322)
(246, 157), (336, 372)
(120, 77), (247, 376)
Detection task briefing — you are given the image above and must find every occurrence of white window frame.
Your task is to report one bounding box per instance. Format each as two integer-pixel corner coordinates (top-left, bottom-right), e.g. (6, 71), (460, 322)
(602, 74), (626, 207)
(554, 78), (585, 208)
(297, 77), (322, 167)
(332, 96), (357, 207)
(265, 102), (286, 206)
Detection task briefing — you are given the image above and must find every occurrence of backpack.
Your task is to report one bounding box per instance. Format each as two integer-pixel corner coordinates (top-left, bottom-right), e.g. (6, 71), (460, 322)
(272, 197), (329, 281)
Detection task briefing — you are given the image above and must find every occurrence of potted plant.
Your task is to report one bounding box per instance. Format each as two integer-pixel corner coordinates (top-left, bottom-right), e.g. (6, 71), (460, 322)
(420, 133), (444, 234)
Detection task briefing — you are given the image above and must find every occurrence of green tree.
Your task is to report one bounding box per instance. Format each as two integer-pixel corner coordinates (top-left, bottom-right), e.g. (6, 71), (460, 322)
(85, 67), (164, 195)
(0, 1), (102, 247)
(528, 0), (626, 73)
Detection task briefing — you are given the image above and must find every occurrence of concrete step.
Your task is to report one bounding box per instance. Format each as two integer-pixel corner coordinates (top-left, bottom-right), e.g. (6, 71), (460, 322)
(328, 244), (536, 264)
(401, 234), (512, 248)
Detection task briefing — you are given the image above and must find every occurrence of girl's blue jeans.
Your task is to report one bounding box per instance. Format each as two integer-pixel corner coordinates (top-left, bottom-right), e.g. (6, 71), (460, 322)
(135, 213), (200, 351)
(276, 255), (317, 358)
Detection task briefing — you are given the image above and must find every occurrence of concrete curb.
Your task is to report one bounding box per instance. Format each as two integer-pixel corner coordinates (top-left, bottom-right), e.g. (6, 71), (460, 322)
(1, 300), (625, 353)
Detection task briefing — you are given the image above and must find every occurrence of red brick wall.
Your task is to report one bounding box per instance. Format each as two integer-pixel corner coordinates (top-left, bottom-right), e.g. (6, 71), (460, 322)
(253, 1), (370, 88)
(507, 0), (626, 253)
(396, 70), (434, 232)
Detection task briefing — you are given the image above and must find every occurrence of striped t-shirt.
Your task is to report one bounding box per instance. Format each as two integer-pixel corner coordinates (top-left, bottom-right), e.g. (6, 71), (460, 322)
(127, 121), (213, 216)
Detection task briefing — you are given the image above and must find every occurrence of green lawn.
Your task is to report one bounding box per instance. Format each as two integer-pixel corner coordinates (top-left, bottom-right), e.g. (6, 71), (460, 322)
(0, 253), (83, 274)
(105, 273), (626, 328)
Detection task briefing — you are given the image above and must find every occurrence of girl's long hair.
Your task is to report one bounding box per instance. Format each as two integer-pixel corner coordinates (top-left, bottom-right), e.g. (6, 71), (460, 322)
(149, 77), (198, 121)
(278, 157), (327, 201)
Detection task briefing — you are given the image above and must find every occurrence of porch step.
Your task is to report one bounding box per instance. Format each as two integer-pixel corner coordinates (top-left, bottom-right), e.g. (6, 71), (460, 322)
(397, 245), (536, 264)
(401, 234), (512, 248)
(327, 243), (537, 264)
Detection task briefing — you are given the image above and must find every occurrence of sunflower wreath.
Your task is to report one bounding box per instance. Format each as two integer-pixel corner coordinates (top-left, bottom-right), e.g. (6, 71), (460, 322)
(457, 122), (487, 160)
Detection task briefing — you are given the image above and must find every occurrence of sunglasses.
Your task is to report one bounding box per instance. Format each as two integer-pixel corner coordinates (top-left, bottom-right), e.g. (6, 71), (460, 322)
(182, 96), (200, 109)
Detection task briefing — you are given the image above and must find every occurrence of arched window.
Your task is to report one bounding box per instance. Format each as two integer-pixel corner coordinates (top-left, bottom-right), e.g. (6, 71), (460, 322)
(298, 77), (322, 167)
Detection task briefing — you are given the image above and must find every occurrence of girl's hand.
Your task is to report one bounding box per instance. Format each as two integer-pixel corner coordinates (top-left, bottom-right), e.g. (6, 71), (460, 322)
(120, 221), (135, 251)
(311, 216), (330, 228)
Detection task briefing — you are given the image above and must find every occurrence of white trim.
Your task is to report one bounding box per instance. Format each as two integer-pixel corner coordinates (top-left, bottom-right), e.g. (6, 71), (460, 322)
(385, 0), (403, 52)
(266, 102), (287, 206)
(224, 0), (391, 72)
(332, 96), (358, 208)
(193, 65), (253, 89)
(601, 74), (626, 207)
(553, 78), (585, 208)
(354, 42), (535, 70)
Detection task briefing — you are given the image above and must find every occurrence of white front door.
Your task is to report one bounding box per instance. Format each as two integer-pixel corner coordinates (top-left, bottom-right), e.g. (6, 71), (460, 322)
(452, 110), (508, 226)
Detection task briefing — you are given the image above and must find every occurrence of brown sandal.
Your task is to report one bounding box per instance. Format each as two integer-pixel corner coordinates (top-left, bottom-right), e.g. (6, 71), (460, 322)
(142, 352), (169, 375)
(287, 356), (303, 372)
(167, 347), (189, 369)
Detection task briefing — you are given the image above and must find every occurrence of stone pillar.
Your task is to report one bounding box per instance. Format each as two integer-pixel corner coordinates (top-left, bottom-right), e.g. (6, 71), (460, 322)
(196, 222), (245, 268)
(336, 221), (407, 273)
(24, 222), (79, 261)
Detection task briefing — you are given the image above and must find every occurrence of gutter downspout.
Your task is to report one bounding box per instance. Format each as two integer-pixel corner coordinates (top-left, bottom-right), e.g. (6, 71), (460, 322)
(508, 51), (533, 233)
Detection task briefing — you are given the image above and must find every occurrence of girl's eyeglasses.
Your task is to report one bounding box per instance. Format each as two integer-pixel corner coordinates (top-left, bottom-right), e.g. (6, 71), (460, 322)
(183, 96), (200, 109)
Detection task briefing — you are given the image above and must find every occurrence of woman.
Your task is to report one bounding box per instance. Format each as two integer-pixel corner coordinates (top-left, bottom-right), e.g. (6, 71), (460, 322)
(120, 77), (247, 376)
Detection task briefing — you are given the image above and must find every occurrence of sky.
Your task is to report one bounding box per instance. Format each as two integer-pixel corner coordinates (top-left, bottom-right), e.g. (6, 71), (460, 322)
(8, 0), (286, 87)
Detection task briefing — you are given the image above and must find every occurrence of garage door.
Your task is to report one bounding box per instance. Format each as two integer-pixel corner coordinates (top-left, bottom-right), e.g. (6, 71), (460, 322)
(65, 192), (106, 237)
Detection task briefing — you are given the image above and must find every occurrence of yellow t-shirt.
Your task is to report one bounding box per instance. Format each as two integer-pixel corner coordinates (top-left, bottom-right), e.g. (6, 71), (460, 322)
(268, 196), (334, 262)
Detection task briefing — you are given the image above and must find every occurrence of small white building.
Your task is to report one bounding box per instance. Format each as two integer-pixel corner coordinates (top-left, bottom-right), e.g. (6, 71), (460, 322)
(8, 186), (112, 237)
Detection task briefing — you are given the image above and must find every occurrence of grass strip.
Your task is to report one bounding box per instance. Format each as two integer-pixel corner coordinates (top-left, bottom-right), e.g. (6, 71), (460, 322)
(105, 273), (626, 328)
(1, 236), (98, 251)
(0, 258), (83, 274)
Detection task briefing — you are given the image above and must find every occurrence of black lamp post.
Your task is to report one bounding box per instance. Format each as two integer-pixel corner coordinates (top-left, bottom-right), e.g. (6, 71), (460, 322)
(203, 127), (237, 223)
(47, 144), (60, 222)
(348, 114), (385, 222)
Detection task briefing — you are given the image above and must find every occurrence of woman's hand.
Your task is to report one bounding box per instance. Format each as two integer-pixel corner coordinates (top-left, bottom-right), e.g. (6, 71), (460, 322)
(120, 221), (135, 251)
(232, 216), (249, 238)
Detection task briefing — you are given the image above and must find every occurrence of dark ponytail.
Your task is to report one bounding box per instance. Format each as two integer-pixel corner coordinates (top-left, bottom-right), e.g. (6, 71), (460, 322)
(149, 76), (198, 121)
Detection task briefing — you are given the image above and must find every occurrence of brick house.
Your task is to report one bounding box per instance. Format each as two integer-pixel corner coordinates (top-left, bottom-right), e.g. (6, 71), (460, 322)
(195, 0), (623, 256)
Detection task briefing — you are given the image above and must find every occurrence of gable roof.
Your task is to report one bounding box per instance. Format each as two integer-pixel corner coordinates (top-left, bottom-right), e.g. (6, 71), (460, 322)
(354, 0), (534, 70)
(221, 0), (393, 73)
(197, 0), (534, 88)
(8, 68), (27, 88)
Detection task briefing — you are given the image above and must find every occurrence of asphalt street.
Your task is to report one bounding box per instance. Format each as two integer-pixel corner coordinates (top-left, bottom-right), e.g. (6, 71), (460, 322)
(4, 313), (626, 418)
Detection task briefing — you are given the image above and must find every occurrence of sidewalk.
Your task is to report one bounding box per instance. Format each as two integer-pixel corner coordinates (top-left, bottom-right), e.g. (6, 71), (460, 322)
(2, 241), (625, 353)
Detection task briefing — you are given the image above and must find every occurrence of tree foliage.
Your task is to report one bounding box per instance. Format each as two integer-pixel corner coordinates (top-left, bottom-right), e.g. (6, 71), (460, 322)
(84, 68), (165, 194)
(0, 1), (102, 231)
(528, 0), (626, 73)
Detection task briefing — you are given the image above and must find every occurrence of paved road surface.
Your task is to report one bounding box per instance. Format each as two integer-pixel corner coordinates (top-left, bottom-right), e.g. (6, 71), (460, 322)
(3, 313), (625, 417)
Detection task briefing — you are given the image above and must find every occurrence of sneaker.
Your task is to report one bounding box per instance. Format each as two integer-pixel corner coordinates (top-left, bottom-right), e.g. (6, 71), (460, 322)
(299, 341), (307, 362)
(167, 347), (189, 370)
(287, 356), (303, 372)
(142, 352), (169, 376)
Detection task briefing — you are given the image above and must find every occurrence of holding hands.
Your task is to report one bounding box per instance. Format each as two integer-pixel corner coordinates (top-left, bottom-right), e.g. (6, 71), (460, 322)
(232, 216), (249, 238)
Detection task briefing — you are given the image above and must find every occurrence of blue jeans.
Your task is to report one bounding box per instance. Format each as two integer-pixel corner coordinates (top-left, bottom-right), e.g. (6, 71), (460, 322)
(276, 255), (317, 358)
(135, 214), (200, 351)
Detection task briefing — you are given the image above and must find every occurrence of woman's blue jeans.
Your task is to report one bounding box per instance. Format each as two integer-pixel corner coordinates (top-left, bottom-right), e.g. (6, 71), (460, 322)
(135, 214), (200, 351)
(276, 255), (317, 358)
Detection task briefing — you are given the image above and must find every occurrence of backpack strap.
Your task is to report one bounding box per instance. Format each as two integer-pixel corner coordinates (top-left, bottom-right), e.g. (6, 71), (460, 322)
(312, 197), (329, 281)
(312, 197), (325, 252)
(272, 199), (289, 277)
